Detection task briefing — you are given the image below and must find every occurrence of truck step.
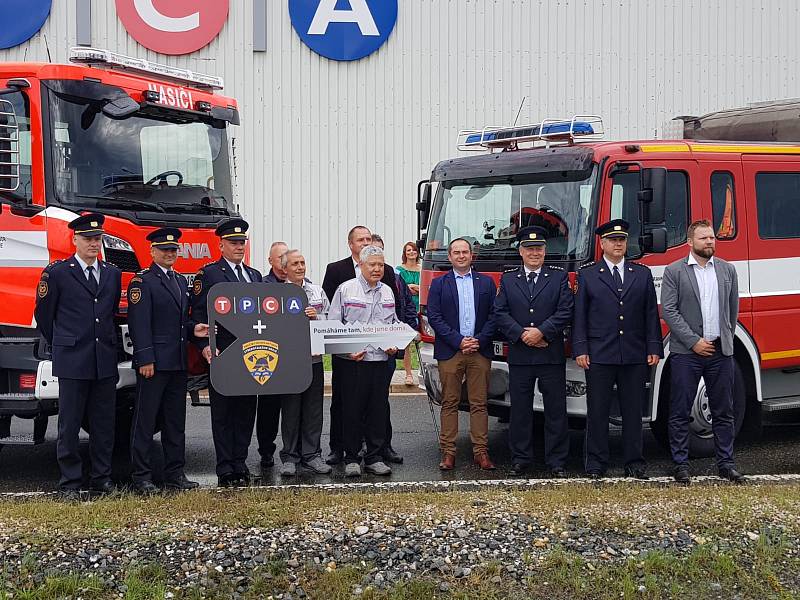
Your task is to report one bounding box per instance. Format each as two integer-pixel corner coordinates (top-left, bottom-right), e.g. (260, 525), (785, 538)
(0, 393), (40, 417)
(0, 337), (39, 345)
(0, 432), (42, 446)
(762, 397), (800, 412)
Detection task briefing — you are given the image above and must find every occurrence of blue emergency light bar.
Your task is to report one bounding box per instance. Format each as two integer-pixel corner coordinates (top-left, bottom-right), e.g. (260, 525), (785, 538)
(465, 121), (595, 144)
(458, 115), (604, 152)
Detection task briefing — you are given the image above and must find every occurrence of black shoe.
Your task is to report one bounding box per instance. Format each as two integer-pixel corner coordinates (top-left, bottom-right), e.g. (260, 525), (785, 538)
(233, 471), (251, 486)
(381, 446), (404, 464)
(260, 456), (275, 469)
(624, 466), (649, 480)
(218, 473), (237, 488)
(509, 463), (528, 477)
(165, 475), (200, 491)
(719, 467), (746, 484)
(58, 488), (81, 502)
(672, 464), (690, 484)
(549, 467), (568, 479)
(90, 480), (117, 495)
(586, 470), (605, 480)
(132, 480), (159, 496)
(326, 451), (343, 466)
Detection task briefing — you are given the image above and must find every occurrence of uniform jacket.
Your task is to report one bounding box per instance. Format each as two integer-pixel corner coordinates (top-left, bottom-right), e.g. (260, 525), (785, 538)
(190, 257), (263, 352)
(660, 256), (739, 357)
(328, 274), (400, 362)
(34, 255), (122, 380)
(572, 260), (663, 365)
(127, 263), (193, 371)
(494, 266), (574, 365)
(426, 269), (497, 361)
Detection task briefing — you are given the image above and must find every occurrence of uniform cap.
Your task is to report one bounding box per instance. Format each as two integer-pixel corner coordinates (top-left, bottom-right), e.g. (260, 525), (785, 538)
(596, 219), (630, 239)
(147, 227), (182, 250)
(516, 226), (548, 247)
(69, 213), (105, 237)
(215, 218), (249, 241)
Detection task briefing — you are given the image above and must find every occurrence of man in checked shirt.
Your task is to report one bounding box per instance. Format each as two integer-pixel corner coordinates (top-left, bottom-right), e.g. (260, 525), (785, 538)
(328, 245), (400, 477)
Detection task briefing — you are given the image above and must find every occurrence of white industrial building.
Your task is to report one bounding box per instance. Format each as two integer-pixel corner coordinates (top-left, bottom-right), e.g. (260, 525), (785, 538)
(2, 0), (800, 279)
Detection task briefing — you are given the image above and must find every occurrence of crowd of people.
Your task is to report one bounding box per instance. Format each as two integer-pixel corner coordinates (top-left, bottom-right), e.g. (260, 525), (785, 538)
(34, 213), (744, 499)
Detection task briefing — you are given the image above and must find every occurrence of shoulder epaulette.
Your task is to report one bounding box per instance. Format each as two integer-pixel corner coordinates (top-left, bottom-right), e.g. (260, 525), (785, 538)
(579, 261), (595, 269)
(547, 265), (564, 271)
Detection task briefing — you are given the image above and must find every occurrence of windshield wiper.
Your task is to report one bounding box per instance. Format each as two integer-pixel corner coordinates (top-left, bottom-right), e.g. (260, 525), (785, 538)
(74, 194), (166, 213)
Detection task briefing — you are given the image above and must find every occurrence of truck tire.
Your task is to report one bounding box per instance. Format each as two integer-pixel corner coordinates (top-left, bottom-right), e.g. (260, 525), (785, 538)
(651, 359), (746, 458)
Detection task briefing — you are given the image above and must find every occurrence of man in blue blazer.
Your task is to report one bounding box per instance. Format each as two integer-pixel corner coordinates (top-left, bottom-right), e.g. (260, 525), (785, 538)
(427, 238), (497, 471)
(494, 226), (574, 477)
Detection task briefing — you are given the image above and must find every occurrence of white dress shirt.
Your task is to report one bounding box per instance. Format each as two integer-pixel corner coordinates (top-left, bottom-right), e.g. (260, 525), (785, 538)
(224, 258), (251, 282)
(688, 253), (720, 341)
(603, 256), (625, 283)
(74, 254), (100, 285)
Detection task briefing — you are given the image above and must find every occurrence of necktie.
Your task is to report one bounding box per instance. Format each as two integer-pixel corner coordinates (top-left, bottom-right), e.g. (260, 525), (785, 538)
(86, 265), (98, 294)
(612, 265), (623, 294)
(166, 270), (181, 299)
(527, 271), (537, 296)
(235, 264), (244, 282)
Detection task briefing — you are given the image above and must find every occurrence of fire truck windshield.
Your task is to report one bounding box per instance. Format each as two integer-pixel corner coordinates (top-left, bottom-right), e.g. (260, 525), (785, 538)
(426, 165), (598, 262)
(45, 84), (234, 216)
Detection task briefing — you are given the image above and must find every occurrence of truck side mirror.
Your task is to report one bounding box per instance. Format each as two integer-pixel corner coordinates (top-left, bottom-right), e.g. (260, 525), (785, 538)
(639, 167), (667, 224)
(640, 226), (667, 254)
(416, 180), (431, 238)
(0, 98), (20, 193)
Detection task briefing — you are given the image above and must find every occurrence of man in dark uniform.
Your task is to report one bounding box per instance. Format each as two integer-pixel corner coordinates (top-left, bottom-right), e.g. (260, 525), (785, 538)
(255, 240), (289, 470)
(191, 218), (263, 487)
(127, 227), (200, 494)
(34, 214), (122, 500)
(494, 226), (574, 477)
(573, 219), (663, 479)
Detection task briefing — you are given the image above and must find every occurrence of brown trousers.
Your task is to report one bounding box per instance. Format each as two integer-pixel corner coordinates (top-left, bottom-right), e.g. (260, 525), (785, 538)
(438, 351), (490, 456)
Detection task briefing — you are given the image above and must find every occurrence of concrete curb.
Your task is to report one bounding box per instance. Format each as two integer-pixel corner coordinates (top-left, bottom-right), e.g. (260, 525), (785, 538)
(4, 473), (800, 500)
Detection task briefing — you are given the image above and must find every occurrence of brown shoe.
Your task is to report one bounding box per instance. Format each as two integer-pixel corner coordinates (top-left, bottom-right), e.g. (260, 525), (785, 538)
(474, 452), (496, 471)
(439, 454), (456, 471)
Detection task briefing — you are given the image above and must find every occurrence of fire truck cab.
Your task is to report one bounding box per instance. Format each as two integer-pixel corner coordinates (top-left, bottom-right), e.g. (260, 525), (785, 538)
(0, 48), (240, 451)
(416, 114), (800, 457)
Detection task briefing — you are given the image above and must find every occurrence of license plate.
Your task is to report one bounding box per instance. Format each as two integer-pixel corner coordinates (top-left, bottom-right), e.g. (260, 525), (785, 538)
(493, 341), (505, 357)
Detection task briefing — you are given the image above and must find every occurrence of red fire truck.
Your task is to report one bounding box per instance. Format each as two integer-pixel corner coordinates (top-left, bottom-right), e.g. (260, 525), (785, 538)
(0, 48), (240, 451)
(416, 114), (800, 457)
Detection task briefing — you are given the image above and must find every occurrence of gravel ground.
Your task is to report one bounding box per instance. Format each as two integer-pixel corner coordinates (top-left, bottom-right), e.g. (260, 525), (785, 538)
(1, 479), (799, 598)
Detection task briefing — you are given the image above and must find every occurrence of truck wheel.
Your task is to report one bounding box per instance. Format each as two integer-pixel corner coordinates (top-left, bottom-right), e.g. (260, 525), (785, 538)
(651, 359), (746, 458)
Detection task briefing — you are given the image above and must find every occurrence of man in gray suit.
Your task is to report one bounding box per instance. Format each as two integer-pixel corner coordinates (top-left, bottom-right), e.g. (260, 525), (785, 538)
(661, 219), (744, 484)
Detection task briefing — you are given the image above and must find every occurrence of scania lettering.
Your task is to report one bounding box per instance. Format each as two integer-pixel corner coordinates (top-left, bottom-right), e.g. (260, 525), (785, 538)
(0, 48), (242, 454)
(416, 112), (800, 457)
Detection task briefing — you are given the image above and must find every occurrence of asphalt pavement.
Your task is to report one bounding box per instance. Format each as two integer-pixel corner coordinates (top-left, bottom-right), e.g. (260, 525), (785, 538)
(1, 394), (800, 492)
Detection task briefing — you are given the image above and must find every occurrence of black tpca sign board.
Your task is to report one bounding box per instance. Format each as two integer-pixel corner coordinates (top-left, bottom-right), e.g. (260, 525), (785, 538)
(207, 283), (312, 396)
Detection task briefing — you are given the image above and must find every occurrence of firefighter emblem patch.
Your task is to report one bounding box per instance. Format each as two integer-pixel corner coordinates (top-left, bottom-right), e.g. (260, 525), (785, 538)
(129, 288), (142, 304)
(193, 279), (203, 295)
(242, 339), (279, 386)
(37, 281), (48, 298)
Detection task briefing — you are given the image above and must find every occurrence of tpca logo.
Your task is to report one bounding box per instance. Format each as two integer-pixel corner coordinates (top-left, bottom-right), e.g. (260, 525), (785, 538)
(289, 0), (398, 61)
(0, 0), (51, 50)
(116, 0), (229, 55)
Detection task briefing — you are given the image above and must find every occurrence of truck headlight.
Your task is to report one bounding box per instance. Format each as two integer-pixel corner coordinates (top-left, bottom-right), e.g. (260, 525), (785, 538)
(103, 234), (134, 252)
